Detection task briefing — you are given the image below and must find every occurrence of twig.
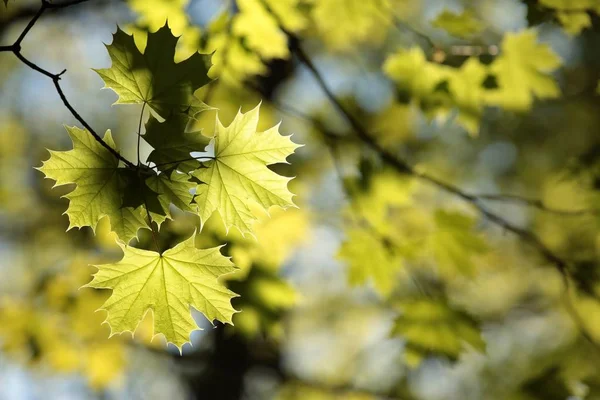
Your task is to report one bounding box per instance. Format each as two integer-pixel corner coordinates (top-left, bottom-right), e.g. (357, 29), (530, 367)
(253, 4), (600, 349)
(0, 0), (136, 168)
(137, 102), (147, 166)
(152, 155), (215, 169)
(475, 193), (599, 216)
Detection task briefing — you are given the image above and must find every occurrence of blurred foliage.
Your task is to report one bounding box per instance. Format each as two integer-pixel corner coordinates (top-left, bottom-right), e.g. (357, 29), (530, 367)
(0, 0), (600, 399)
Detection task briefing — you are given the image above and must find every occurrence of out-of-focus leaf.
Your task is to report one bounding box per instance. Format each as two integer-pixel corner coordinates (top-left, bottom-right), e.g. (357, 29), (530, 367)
(391, 298), (485, 366)
(432, 9), (483, 38)
(486, 29), (562, 111)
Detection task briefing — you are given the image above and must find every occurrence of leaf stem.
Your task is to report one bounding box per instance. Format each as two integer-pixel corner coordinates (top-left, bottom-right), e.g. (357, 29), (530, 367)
(137, 102), (147, 166)
(152, 155), (216, 169)
(143, 198), (162, 254)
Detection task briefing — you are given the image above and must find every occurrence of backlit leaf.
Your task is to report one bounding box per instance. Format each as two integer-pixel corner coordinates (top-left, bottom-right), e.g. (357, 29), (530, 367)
(95, 24), (212, 119)
(37, 126), (148, 243)
(192, 104), (301, 235)
(85, 234), (238, 350)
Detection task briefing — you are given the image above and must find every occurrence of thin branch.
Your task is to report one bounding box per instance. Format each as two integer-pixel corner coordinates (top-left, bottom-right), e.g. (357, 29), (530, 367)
(142, 197), (162, 253)
(0, 0), (136, 168)
(137, 102), (147, 166)
(475, 193), (600, 216)
(389, 14), (437, 51)
(286, 38), (569, 270)
(14, 3), (45, 48)
(255, 6), (600, 349)
(152, 155), (215, 169)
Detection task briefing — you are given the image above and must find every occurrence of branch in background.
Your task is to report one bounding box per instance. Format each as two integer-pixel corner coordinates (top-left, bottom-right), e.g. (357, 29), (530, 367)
(0, 0), (136, 168)
(475, 193), (600, 216)
(252, 1), (600, 350)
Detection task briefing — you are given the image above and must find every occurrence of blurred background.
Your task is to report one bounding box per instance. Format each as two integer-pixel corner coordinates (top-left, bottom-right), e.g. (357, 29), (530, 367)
(1, 0), (600, 399)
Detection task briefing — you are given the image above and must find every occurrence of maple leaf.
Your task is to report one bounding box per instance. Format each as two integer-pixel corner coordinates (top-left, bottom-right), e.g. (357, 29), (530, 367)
(430, 210), (488, 277)
(383, 47), (450, 98)
(264, 0), (308, 32)
(447, 57), (489, 136)
(129, 0), (190, 35)
(85, 234), (238, 350)
(432, 9), (483, 38)
(145, 171), (196, 222)
(143, 113), (210, 173)
(486, 29), (562, 111)
(391, 298), (485, 366)
(37, 126), (147, 243)
(556, 11), (592, 35)
(192, 104), (301, 235)
(539, 0), (599, 35)
(309, 0), (392, 50)
(338, 228), (404, 297)
(95, 24), (212, 119)
(233, 0), (289, 60)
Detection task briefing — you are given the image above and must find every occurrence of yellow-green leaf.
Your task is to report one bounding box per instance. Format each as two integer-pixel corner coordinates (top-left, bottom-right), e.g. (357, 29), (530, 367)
(447, 58), (489, 136)
(486, 29), (562, 111)
(383, 47), (450, 98)
(85, 234), (238, 350)
(192, 104), (301, 235)
(95, 24), (212, 118)
(556, 11), (592, 35)
(391, 298), (485, 366)
(37, 126), (147, 243)
(143, 113), (210, 173)
(146, 171), (196, 222)
(338, 228), (404, 297)
(432, 9), (483, 38)
(431, 210), (488, 277)
(233, 0), (289, 60)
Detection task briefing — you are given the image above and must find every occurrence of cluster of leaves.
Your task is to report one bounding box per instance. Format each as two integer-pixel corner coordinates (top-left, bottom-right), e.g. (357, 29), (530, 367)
(0, 258), (127, 389)
(384, 29), (562, 135)
(2, 0), (600, 397)
(35, 24), (300, 350)
(537, 0), (600, 35)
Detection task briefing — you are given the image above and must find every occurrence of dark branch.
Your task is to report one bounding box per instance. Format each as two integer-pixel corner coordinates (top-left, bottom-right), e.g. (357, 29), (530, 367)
(254, 1), (600, 350)
(0, 0), (136, 168)
(475, 193), (600, 216)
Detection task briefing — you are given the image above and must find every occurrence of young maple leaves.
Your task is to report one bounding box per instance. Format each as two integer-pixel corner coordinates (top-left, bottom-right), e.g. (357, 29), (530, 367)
(38, 25), (300, 350)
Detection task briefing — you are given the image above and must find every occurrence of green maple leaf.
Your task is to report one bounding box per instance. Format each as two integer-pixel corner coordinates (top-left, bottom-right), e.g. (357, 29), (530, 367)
(338, 228), (404, 298)
(146, 171), (196, 222)
(431, 210), (488, 277)
(37, 126), (147, 243)
(486, 29), (562, 111)
(85, 234), (238, 350)
(391, 298), (485, 366)
(95, 24), (212, 119)
(192, 104), (301, 235)
(447, 57), (489, 136)
(432, 9), (483, 38)
(143, 114), (211, 173)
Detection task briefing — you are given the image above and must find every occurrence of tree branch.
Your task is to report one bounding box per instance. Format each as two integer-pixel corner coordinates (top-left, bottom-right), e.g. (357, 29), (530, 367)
(253, 5), (600, 349)
(475, 193), (599, 216)
(0, 0), (136, 168)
